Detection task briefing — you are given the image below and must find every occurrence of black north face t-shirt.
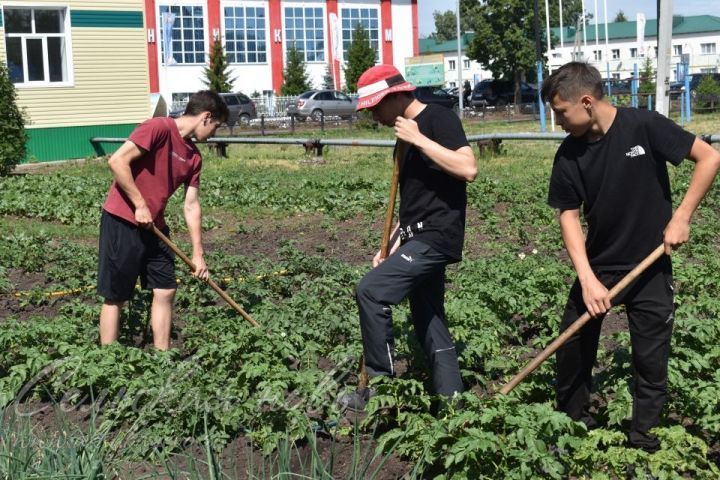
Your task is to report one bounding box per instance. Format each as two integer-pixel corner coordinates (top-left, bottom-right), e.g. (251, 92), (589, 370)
(398, 104), (470, 261)
(548, 107), (695, 270)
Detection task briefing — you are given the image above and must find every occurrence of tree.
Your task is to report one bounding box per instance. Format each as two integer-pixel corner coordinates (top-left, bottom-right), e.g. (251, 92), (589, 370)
(202, 39), (235, 93)
(637, 56), (656, 107)
(323, 63), (336, 90)
(344, 25), (376, 93)
(281, 43), (311, 95)
(431, 10), (471, 42)
(0, 60), (27, 175)
(614, 10), (628, 22)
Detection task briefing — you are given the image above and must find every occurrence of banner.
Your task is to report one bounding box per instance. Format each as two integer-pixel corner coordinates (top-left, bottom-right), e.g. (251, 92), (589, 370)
(404, 54), (445, 87)
(329, 13), (341, 62)
(636, 13), (646, 57)
(162, 12), (177, 66)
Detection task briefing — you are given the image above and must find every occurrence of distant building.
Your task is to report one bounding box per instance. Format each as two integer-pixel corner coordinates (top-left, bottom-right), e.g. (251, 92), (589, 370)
(548, 15), (720, 80)
(419, 33), (492, 88)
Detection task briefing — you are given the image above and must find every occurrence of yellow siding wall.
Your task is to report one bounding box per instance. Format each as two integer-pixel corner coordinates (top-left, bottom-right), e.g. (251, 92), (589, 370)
(4, 0), (150, 128)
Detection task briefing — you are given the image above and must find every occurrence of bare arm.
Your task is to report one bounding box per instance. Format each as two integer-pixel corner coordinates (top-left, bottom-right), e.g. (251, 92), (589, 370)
(183, 186), (208, 279)
(107, 141), (152, 227)
(393, 117), (477, 182)
(559, 209), (611, 317)
(663, 137), (720, 254)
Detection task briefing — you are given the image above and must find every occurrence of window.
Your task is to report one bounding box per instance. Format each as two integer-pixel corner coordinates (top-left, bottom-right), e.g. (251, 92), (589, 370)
(673, 45), (682, 56)
(700, 67), (718, 74)
(463, 59), (470, 69)
(224, 6), (266, 63)
(630, 47), (638, 58)
(572, 51), (583, 61)
(3, 7), (71, 85)
(448, 59), (456, 70)
(593, 50), (602, 61)
(701, 43), (716, 55)
(612, 49), (620, 60)
(340, 8), (378, 61)
(552, 52), (562, 58)
(159, 5), (205, 64)
(285, 7), (324, 62)
(611, 73), (620, 79)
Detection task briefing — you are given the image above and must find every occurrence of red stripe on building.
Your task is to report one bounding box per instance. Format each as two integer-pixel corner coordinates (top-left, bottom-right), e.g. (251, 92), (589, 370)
(269, 0), (284, 93)
(380, 0), (393, 65)
(411, 0), (419, 56)
(326, 0), (340, 89)
(145, 0), (159, 92)
(207, 0), (220, 46)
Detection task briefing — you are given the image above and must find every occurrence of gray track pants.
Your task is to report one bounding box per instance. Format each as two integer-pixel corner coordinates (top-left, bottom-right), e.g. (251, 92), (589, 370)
(355, 240), (464, 396)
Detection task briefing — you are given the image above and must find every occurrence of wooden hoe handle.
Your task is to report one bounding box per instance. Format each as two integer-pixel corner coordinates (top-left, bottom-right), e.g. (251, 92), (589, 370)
(498, 244), (666, 395)
(152, 225), (261, 329)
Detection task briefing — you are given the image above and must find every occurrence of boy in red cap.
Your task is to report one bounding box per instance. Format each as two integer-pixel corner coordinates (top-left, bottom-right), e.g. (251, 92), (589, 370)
(97, 90), (228, 350)
(339, 65), (477, 411)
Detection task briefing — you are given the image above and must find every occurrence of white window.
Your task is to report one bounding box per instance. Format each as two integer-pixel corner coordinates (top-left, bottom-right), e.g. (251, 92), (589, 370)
(340, 8), (379, 61)
(159, 5), (206, 65)
(285, 7), (325, 62)
(593, 50), (602, 61)
(612, 49), (620, 60)
(463, 59), (470, 69)
(673, 45), (682, 56)
(700, 67), (718, 74)
(552, 52), (562, 58)
(611, 73), (620, 79)
(223, 5), (267, 63)
(572, 51), (583, 61)
(701, 43), (716, 55)
(3, 7), (71, 86)
(448, 59), (456, 70)
(630, 47), (638, 58)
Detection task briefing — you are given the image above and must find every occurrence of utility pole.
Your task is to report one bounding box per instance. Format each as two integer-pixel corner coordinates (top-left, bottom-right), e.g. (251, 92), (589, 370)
(456, 0), (463, 118)
(655, 0), (672, 116)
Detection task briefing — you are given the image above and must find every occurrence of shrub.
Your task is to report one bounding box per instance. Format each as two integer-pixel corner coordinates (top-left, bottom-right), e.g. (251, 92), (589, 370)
(0, 60), (27, 175)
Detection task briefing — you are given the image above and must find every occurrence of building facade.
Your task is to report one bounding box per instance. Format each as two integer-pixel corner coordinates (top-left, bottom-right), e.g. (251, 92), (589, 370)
(418, 33), (492, 88)
(1, 0), (151, 162)
(548, 15), (720, 80)
(146, 0), (419, 105)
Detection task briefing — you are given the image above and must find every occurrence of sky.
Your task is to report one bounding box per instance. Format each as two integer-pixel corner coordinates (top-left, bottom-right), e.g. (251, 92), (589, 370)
(419, 0), (720, 37)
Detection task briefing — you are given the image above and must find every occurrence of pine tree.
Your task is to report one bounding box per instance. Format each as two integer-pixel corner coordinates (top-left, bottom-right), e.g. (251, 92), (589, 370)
(323, 63), (336, 90)
(344, 25), (377, 93)
(0, 60), (27, 174)
(202, 39), (235, 93)
(281, 43), (311, 95)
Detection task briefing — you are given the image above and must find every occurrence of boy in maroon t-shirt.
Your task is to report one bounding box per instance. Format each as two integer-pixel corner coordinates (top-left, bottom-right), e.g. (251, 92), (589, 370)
(97, 90), (228, 350)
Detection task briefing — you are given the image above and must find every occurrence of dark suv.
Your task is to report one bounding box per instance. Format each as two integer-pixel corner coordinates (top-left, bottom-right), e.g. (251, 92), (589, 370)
(470, 79), (537, 108)
(413, 86), (459, 112)
(220, 92), (257, 125)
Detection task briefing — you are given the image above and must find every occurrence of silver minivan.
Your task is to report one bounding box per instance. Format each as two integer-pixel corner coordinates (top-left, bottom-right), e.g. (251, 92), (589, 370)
(286, 90), (358, 121)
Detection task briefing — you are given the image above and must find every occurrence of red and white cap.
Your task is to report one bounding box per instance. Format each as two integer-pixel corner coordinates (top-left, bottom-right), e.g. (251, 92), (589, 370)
(356, 64), (415, 111)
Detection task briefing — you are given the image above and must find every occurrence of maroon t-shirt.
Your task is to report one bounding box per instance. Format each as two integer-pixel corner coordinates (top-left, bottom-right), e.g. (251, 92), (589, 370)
(103, 117), (202, 229)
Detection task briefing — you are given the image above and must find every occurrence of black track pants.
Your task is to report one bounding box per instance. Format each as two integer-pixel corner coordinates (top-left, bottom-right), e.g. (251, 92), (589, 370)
(355, 240), (464, 396)
(556, 257), (674, 435)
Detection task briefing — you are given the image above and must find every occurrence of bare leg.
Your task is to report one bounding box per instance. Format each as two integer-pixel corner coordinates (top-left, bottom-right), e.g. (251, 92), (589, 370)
(151, 288), (176, 350)
(100, 300), (125, 345)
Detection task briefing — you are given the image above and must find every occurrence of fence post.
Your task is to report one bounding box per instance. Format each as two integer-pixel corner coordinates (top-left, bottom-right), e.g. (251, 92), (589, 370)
(290, 114), (295, 134)
(261, 115), (266, 136)
(320, 112), (325, 132)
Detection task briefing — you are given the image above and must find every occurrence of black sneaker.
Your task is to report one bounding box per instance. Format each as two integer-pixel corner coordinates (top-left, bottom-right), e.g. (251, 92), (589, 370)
(337, 387), (375, 412)
(628, 430), (661, 453)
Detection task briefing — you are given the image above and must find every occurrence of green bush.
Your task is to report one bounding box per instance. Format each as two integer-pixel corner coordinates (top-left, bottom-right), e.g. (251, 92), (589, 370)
(0, 60), (27, 175)
(695, 75), (720, 111)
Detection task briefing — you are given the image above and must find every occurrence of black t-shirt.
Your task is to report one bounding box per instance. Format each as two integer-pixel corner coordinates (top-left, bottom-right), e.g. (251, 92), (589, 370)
(398, 104), (470, 261)
(548, 107), (695, 270)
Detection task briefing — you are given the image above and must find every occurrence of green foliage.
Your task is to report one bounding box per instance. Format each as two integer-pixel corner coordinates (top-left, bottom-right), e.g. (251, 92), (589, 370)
(281, 44), (311, 96)
(0, 60), (28, 175)
(430, 10), (471, 43)
(638, 56), (656, 95)
(202, 39), (235, 93)
(344, 25), (376, 93)
(695, 75), (720, 111)
(614, 9), (628, 22)
(322, 63), (335, 90)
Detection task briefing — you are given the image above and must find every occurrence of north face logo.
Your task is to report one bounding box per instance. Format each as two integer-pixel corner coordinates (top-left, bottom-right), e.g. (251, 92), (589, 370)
(625, 145), (646, 157)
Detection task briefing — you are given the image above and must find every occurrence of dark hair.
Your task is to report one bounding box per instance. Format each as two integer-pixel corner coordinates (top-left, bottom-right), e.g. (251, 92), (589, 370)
(541, 62), (604, 103)
(184, 90), (229, 123)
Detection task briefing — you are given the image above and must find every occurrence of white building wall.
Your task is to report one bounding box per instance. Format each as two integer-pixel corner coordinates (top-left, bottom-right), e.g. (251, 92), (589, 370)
(548, 32), (720, 80)
(441, 53), (492, 88)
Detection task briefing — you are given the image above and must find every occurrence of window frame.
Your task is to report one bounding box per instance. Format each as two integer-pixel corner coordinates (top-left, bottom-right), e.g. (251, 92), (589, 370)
(700, 43), (716, 55)
(158, 3), (207, 66)
(222, 1), (268, 64)
(630, 47), (638, 58)
(339, 6), (379, 63)
(611, 48), (620, 60)
(448, 59), (456, 71)
(2, 5), (74, 88)
(283, 5), (326, 63)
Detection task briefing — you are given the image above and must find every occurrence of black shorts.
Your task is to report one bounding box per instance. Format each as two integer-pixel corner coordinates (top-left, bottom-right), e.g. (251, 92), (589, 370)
(97, 210), (177, 302)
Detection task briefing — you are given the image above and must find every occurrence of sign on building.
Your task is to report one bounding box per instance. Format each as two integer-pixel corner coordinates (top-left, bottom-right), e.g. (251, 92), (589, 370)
(405, 54), (445, 86)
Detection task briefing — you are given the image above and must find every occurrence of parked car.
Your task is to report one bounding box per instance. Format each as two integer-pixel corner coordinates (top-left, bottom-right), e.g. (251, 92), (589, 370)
(669, 73), (720, 96)
(413, 86), (459, 111)
(470, 79), (537, 108)
(603, 78), (632, 96)
(220, 92), (257, 125)
(168, 92), (257, 126)
(286, 90), (358, 121)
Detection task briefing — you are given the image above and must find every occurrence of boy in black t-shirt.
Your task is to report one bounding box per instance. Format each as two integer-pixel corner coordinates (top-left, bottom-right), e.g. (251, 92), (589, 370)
(338, 65), (477, 411)
(543, 62), (720, 452)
